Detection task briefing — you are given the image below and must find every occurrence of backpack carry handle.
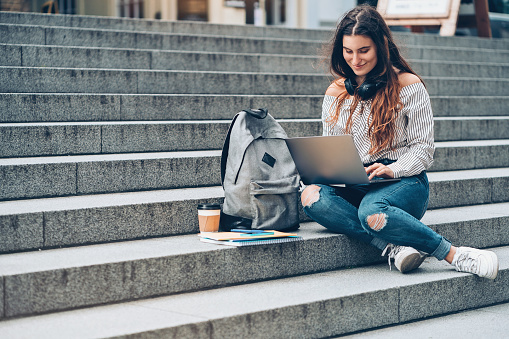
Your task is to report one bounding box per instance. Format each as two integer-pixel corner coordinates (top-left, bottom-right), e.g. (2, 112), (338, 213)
(243, 108), (268, 119)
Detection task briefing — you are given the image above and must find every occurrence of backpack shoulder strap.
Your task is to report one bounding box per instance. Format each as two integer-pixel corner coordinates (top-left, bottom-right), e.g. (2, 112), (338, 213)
(220, 113), (239, 186)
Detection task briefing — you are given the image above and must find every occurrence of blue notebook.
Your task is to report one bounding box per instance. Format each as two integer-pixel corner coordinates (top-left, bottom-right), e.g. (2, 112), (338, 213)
(200, 236), (303, 247)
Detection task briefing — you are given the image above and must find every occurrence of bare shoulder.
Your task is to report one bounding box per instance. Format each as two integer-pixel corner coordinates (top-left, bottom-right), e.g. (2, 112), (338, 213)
(398, 72), (421, 87)
(325, 79), (347, 97)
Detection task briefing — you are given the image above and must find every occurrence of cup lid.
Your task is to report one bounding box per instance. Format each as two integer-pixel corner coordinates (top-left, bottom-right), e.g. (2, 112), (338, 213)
(197, 203), (221, 210)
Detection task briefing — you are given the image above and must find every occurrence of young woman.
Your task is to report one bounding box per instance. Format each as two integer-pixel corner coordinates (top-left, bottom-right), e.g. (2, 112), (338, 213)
(301, 5), (499, 278)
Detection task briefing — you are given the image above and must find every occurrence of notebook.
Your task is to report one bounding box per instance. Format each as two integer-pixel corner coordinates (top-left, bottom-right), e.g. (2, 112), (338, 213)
(199, 231), (298, 241)
(200, 237), (303, 247)
(285, 135), (401, 186)
(199, 231), (303, 247)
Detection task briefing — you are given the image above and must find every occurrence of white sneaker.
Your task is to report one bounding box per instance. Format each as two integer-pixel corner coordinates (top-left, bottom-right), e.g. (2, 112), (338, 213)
(452, 247), (499, 279)
(382, 244), (426, 273)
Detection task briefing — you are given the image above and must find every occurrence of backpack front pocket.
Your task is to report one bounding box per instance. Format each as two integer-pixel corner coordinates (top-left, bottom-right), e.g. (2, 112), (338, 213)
(249, 175), (300, 229)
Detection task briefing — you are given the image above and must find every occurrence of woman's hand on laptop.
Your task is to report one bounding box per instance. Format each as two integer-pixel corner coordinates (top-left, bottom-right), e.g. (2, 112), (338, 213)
(365, 163), (394, 180)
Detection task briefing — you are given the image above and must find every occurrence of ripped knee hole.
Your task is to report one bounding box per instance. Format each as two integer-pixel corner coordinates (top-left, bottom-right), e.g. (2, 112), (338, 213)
(301, 185), (321, 207)
(367, 213), (387, 231)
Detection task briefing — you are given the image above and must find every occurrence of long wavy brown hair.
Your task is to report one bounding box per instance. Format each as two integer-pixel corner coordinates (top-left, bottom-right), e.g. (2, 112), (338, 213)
(325, 5), (423, 154)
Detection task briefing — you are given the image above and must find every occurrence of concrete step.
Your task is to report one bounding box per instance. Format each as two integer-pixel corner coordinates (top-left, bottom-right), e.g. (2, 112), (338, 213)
(410, 59), (509, 78)
(1, 167), (509, 252)
(0, 145), (508, 200)
(0, 243), (507, 337)
(0, 11), (331, 41)
(0, 211), (507, 318)
(0, 222), (383, 318)
(3, 43), (509, 78)
(0, 23), (323, 56)
(403, 45), (509, 63)
(0, 150), (222, 200)
(2, 23), (509, 61)
(2, 67), (509, 96)
(1, 120), (509, 158)
(427, 168), (509, 208)
(340, 302), (509, 338)
(0, 43), (322, 74)
(0, 119), (320, 158)
(434, 117), (509, 141)
(1, 93), (508, 123)
(0, 93), (324, 122)
(395, 31), (509, 50)
(0, 186), (225, 252)
(2, 11), (509, 50)
(0, 67), (330, 95)
(431, 96), (509, 117)
(433, 140), (509, 171)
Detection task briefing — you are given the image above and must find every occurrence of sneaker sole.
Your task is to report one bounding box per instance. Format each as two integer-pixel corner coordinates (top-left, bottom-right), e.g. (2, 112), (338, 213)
(396, 252), (426, 273)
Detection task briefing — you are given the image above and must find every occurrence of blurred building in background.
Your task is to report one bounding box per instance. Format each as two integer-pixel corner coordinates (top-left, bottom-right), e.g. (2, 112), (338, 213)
(1, 0), (508, 34)
(0, 0), (363, 27)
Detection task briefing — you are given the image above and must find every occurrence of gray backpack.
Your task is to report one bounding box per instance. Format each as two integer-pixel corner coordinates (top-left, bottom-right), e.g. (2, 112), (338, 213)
(220, 108), (301, 231)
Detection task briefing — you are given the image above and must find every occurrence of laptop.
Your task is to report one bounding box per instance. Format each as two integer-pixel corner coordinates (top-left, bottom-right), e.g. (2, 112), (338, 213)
(285, 135), (401, 186)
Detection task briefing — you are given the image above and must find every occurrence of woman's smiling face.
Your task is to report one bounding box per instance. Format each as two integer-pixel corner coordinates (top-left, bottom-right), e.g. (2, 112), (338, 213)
(342, 34), (378, 83)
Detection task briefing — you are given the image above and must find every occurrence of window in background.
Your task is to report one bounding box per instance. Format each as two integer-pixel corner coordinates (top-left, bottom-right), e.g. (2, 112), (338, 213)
(224, 0), (245, 7)
(178, 0), (207, 21)
(489, 0), (509, 13)
(118, 0), (144, 18)
(58, 0), (76, 14)
(264, 0), (285, 25)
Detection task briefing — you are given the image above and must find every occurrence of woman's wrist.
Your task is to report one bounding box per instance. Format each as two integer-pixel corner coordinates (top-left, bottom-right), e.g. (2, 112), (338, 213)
(387, 162), (404, 178)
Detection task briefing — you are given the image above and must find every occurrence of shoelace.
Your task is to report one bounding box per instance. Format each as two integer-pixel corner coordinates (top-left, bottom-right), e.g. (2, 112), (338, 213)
(455, 252), (478, 274)
(381, 244), (402, 271)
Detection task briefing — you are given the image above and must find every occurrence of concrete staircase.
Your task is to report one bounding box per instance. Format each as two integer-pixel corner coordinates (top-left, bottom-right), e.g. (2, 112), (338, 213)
(0, 11), (508, 338)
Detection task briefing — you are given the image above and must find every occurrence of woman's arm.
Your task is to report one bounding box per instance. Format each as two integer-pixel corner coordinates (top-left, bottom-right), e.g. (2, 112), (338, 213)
(387, 81), (435, 178)
(322, 80), (347, 136)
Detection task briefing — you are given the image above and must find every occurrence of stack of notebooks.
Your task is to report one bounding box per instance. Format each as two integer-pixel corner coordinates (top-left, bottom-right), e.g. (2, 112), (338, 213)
(199, 230), (303, 247)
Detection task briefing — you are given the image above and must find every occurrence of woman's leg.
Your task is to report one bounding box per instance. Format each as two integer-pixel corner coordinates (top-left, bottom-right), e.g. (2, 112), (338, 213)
(302, 182), (427, 273)
(357, 172), (451, 260)
(304, 173), (498, 279)
(301, 184), (387, 250)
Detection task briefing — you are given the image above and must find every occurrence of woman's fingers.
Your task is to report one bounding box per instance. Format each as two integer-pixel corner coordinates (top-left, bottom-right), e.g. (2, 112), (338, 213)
(365, 163), (394, 179)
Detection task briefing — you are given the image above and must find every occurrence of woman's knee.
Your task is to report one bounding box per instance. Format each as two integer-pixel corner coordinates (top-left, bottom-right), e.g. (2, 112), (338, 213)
(365, 212), (388, 231)
(301, 184), (324, 208)
(358, 203), (389, 233)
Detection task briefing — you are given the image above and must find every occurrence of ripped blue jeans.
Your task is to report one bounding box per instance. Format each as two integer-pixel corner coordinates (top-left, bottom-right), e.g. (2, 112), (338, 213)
(301, 170), (451, 260)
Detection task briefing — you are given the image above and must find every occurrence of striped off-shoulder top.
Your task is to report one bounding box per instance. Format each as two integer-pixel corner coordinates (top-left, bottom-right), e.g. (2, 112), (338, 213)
(322, 82), (435, 178)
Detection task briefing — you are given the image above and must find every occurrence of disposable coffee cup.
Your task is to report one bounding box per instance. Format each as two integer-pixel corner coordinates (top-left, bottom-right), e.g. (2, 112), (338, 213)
(197, 203), (221, 233)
